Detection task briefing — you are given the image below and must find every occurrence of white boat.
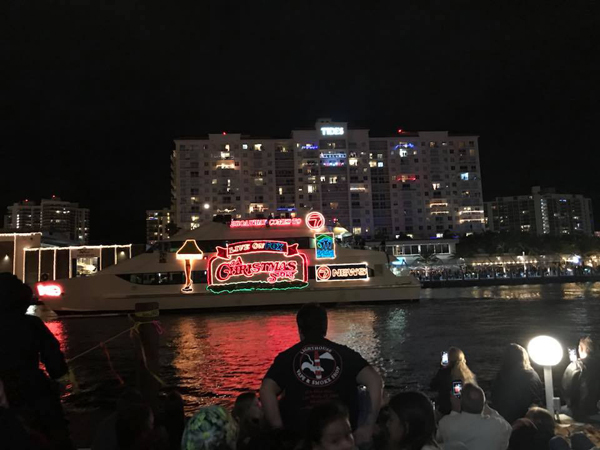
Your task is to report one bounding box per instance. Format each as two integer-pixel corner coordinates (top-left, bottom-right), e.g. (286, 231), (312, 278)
(36, 213), (420, 313)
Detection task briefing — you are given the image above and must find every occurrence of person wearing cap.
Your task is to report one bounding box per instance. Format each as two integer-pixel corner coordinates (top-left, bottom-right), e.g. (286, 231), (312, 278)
(181, 405), (237, 450)
(0, 272), (73, 449)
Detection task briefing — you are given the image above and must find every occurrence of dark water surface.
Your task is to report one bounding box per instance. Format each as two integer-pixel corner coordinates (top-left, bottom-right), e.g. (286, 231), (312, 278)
(48, 283), (600, 414)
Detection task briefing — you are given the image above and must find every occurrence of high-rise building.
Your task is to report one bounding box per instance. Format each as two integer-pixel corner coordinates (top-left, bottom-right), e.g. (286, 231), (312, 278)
(146, 208), (173, 244)
(4, 197), (90, 244)
(485, 186), (594, 236)
(171, 119), (485, 239)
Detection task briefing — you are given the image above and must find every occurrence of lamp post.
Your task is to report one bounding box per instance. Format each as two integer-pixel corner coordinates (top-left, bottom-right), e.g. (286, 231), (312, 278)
(528, 335), (563, 415)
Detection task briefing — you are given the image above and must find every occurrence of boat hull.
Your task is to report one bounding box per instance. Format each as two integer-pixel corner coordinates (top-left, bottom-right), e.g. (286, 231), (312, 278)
(41, 274), (421, 313)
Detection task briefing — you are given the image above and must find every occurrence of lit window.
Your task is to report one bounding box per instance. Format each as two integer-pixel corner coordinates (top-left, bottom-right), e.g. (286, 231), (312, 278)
(212, 179), (218, 184)
(369, 161), (377, 167)
(353, 227), (362, 235)
(377, 162), (384, 167)
(307, 185), (315, 194)
(242, 144), (248, 150)
(320, 176), (326, 182)
(278, 187), (283, 195)
(436, 233), (444, 238)
(349, 158), (358, 166)
(330, 202), (339, 210)
(254, 144), (262, 151)
(329, 176), (338, 184)
(460, 173), (469, 181)
(400, 149), (408, 157)
(432, 183), (441, 190)
(220, 151), (230, 159)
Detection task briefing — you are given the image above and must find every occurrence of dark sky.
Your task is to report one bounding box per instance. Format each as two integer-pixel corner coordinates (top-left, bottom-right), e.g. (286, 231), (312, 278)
(4, 0), (599, 243)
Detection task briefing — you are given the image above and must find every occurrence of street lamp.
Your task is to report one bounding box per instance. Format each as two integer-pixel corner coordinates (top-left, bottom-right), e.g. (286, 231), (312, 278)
(528, 335), (563, 415)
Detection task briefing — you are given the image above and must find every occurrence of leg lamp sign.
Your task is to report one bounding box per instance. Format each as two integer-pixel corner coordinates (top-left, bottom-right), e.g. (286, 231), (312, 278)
(176, 240), (204, 293)
(207, 240), (309, 294)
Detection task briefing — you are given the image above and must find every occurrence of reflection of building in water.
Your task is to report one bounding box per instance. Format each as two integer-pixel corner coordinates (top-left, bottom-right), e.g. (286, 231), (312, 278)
(171, 309), (380, 410)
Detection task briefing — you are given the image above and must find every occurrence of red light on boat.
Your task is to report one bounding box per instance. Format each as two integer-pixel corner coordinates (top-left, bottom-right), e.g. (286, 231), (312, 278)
(37, 284), (62, 297)
(397, 129), (403, 133)
(222, 131), (227, 135)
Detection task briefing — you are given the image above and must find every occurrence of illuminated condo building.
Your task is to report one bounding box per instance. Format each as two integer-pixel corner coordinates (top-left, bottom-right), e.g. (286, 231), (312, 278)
(146, 208), (173, 244)
(485, 186), (594, 236)
(3, 197), (90, 244)
(172, 119), (485, 239)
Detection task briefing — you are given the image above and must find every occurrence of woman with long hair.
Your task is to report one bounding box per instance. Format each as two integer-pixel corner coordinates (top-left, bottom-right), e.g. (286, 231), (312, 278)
(430, 347), (476, 416)
(386, 392), (440, 450)
(491, 343), (544, 425)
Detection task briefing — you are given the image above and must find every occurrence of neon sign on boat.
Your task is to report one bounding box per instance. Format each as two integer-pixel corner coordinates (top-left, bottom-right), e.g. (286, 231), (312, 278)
(207, 240), (308, 294)
(176, 240), (204, 293)
(230, 218), (303, 228)
(37, 283), (62, 297)
(315, 263), (369, 282)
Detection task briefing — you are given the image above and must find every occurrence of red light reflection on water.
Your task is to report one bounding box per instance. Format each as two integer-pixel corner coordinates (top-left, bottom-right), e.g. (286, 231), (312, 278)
(172, 313), (299, 410)
(171, 309), (378, 412)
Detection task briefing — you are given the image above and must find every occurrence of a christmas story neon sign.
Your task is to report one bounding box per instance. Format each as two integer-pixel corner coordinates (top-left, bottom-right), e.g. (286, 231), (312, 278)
(207, 240), (308, 294)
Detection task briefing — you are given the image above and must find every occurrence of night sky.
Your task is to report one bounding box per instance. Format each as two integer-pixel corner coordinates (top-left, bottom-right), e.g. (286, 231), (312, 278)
(5, 1), (599, 244)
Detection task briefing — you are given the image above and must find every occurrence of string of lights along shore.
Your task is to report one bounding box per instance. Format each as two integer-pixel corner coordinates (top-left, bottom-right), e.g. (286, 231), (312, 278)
(170, 118), (486, 240)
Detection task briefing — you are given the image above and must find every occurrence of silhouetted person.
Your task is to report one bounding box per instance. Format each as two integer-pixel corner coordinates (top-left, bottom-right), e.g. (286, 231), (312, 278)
(561, 336), (600, 421)
(260, 303), (383, 447)
(491, 343), (544, 424)
(430, 347), (476, 417)
(0, 273), (73, 450)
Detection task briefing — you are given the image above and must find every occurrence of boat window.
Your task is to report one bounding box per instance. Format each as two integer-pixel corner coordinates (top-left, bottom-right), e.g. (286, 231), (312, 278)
(116, 271), (208, 285)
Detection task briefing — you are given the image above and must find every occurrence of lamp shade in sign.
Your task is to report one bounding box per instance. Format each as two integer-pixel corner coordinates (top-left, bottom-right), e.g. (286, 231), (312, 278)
(176, 240), (204, 260)
(528, 335), (563, 367)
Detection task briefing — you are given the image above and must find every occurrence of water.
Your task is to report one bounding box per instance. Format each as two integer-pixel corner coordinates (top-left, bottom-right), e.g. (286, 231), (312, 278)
(46, 283), (600, 414)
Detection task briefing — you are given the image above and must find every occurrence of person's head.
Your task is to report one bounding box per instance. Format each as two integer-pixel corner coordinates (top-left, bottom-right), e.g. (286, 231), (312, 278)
(387, 392), (437, 450)
(448, 347), (476, 384)
(233, 392), (262, 424)
(116, 398), (154, 450)
(509, 418), (538, 450)
(579, 336), (594, 359)
(181, 406), (237, 450)
(307, 402), (354, 450)
(297, 303), (328, 340)
(460, 383), (485, 415)
(448, 347), (466, 367)
(0, 273), (34, 315)
(525, 407), (555, 437)
(501, 343), (533, 372)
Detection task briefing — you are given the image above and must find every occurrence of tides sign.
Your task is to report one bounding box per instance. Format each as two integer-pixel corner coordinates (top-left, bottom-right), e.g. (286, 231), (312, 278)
(207, 240), (309, 294)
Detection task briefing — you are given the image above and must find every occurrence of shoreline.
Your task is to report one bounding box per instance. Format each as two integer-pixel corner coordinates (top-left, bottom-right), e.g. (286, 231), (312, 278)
(420, 275), (600, 288)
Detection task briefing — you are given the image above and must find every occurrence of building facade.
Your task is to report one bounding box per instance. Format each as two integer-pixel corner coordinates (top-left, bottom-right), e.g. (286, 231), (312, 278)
(172, 119), (485, 239)
(485, 186), (594, 236)
(146, 208), (173, 244)
(4, 197), (90, 244)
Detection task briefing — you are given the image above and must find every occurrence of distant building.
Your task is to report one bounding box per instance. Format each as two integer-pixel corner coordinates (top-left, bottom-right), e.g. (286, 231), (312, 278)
(4, 197), (90, 244)
(171, 118), (485, 239)
(485, 187), (594, 236)
(146, 208), (172, 244)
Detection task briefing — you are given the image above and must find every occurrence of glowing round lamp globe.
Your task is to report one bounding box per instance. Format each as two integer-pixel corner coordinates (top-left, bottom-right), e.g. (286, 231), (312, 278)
(528, 336), (563, 366)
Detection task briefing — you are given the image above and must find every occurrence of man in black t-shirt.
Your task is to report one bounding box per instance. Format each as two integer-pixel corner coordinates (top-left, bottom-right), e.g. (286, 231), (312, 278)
(260, 303), (383, 446)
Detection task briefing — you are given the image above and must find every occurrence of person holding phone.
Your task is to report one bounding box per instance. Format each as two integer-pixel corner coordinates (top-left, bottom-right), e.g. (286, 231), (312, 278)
(430, 347), (477, 417)
(561, 336), (600, 421)
(437, 383), (512, 450)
